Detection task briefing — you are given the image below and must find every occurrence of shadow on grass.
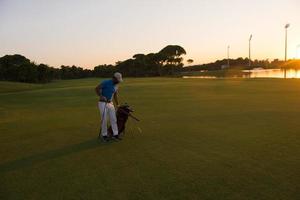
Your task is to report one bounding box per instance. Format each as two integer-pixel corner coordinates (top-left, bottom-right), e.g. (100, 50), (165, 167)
(0, 138), (107, 173)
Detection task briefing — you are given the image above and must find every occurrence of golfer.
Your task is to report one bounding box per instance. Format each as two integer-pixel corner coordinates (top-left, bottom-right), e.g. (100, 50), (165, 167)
(95, 72), (123, 141)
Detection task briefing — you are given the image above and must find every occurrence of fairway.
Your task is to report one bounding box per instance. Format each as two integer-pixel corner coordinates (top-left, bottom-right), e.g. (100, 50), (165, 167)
(0, 78), (300, 200)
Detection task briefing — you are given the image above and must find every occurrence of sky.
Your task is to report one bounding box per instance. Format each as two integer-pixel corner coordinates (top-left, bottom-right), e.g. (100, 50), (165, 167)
(0, 0), (300, 69)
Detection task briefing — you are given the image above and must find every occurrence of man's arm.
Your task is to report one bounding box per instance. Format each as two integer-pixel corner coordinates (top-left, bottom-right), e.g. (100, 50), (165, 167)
(95, 84), (107, 101)
(113, 91), (119, 106)
(95, 84), (101, 97)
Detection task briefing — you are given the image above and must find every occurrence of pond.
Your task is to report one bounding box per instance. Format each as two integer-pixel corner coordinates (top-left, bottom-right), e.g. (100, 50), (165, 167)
(183, 69), (300, 79)
(243, 68), (300, 78)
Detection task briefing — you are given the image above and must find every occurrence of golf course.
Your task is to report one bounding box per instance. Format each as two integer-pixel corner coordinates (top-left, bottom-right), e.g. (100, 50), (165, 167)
(0, 78), (299, 200)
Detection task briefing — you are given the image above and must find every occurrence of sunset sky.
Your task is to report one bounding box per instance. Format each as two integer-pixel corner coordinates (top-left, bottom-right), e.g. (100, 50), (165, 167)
(1, 0), (299, 69)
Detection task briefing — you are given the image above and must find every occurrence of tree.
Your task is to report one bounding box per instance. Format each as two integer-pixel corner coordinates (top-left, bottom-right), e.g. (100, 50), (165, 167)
(187, 59), (194, 65)
(158, 45), (186, 75)
(158, 45), (186, 65)
(283, 59), (300, 69)
(94, 64), (116, 77)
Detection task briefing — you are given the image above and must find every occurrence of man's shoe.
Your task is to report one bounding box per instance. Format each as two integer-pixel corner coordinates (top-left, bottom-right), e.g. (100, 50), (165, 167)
(101, 136), (109, 142)
(112, 135), (122, 141)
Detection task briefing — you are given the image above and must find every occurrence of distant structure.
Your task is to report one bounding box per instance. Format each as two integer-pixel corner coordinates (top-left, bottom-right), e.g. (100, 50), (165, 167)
(285, 23), (290, 61)
(227, 45), (230, 68)
(221, 65), (229, 70)
(248, 34), (252, 67)
(284, 24), (290, 79)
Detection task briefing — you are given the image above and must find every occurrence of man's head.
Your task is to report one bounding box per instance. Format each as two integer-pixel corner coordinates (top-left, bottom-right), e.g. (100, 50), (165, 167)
(112, 72), (123, 84)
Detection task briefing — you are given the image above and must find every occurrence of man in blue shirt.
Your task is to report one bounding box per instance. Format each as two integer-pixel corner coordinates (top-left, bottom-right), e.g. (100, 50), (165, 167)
(95, 72), (123, 141)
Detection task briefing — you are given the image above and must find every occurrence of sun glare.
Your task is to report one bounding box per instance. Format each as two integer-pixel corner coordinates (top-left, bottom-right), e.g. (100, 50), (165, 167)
(296, 45), (300, 59)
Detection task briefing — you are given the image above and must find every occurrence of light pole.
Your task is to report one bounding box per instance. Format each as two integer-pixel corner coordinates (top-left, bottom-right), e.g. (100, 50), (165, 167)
(227, 45), (230, 67)
(285, 23), (290, 61)
(248, 34), (252, 67)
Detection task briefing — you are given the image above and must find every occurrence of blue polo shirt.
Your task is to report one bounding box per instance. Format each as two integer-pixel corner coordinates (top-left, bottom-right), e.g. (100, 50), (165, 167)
(100, 79), (118, 101)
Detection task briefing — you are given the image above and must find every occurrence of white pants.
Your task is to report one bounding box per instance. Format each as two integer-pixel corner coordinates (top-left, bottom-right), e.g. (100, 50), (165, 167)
(98, 102), (118, 136)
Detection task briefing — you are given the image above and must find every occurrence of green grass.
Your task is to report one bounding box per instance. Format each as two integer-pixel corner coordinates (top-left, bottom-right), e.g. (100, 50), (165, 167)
(0, 78), (300, 200)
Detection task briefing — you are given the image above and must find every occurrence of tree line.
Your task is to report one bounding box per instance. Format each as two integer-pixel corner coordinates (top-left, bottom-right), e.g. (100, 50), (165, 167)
(0, 54), (94, 83)
(95, 45), (187, 77)
(1, 44), (297, 83)
(183, 58), (289, 72)
(0, 45), (187, 83)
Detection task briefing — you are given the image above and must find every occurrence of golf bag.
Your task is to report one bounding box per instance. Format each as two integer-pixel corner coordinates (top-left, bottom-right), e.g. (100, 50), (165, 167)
(108, 104), (139, 137)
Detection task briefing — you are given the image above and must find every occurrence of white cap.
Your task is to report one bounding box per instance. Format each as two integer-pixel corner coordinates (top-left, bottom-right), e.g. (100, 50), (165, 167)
(114, 72), (123, 82)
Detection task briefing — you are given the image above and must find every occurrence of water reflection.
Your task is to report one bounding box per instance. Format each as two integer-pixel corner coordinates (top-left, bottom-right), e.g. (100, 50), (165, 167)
(183, 69), (300, 79)
(182, 76), (216, 79)
(243, 69), (300, 78)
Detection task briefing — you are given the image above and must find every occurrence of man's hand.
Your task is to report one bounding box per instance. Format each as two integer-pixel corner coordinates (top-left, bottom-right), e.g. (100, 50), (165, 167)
(100, 96), (107, 102)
